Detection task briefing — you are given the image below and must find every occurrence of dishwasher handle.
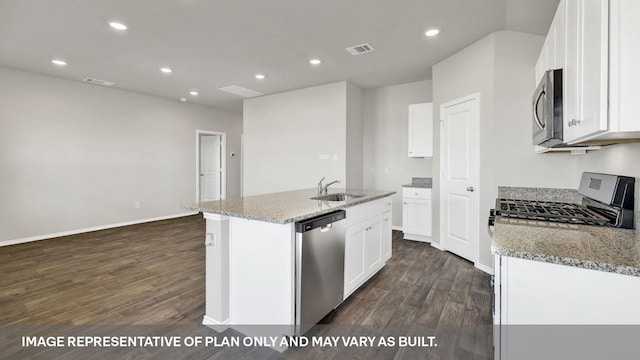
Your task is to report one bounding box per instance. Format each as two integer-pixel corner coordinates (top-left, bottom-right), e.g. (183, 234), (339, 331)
(295, 210), (346, 233)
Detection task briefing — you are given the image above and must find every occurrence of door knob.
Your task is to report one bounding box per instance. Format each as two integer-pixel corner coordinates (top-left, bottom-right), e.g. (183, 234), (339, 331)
(466, 186), (475, 192)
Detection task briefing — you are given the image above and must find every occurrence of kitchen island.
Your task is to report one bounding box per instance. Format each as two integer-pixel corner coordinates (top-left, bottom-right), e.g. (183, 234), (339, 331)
(184, 188), (394, 339)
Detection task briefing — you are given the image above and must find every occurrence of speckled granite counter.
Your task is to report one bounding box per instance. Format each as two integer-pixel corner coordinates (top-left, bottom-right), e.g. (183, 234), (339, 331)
(184, 188), (395, 224)
(402, 177), (432, 188)
(498, 186), (582, 203)
(492, 217), (640, 277)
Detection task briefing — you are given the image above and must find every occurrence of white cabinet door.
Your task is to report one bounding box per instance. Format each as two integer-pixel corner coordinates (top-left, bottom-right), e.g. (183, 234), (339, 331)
(607, 0), (640, 135)
(344, 223), (365, 298)
(364, 215), (382, 273)
(408, 103), (433, 157)
(402, 198), (431, 236)
(564, 0), (609, 144)
(549, 0), (566, 71)
(564, 0), (580, 142)
(535, 0), (565, 86)
(534, 41), (548, 86)
(381, 211), (392, 262)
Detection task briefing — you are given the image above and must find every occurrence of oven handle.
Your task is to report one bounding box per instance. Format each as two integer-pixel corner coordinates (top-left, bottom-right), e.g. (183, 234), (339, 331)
(533, 88), (546, 130)
(488, 209), (495, 237)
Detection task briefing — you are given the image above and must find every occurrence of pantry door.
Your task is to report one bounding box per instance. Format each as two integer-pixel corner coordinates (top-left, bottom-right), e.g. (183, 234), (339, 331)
(440, 94), (479, 263)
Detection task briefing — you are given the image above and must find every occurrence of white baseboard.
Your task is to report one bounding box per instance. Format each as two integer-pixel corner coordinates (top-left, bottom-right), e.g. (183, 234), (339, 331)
(203, 315), (229, 332)
(403, 233), (432, 243)
(392, 225), (403, 231)
(0, 212), (199, 248)
(475, 262), (494, 275)
(430, 242), (444, 251)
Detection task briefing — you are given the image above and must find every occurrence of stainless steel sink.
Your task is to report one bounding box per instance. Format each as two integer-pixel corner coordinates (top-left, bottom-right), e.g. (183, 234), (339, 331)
(311, 193), (365, 201)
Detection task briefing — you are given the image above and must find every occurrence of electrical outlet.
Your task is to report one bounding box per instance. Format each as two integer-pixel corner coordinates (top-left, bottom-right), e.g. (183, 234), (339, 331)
(134, 201), (141, 209)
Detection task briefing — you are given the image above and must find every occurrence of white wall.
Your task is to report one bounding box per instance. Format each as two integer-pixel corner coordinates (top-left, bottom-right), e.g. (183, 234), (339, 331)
(346, 82), (364, 189)
(432, 31), (580, 269)
(242, 81), (363, 196)
(362, 80), (432, 227)
(0, 67), (242, 243)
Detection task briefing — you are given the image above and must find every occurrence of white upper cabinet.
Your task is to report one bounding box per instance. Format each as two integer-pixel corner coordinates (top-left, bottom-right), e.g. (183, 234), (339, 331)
(563, 0), (609, 143)
(535, 0), (565, 85)
(560, 0), (640, 144)
(607, 0), (640, 137)
(408, 102), (433, 157)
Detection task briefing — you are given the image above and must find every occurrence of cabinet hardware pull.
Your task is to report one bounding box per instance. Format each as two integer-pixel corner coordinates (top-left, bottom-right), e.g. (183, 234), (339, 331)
(568, 119), (582, 127)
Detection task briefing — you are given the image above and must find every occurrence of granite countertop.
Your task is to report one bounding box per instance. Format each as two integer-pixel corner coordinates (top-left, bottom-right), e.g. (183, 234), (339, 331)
(183, 188), (395, 224)
(402, 177), (432, 189)
(491, 186), (640, 277)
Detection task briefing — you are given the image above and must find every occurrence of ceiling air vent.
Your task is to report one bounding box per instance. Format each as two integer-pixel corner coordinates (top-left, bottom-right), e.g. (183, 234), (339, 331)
(218, 85), (263, 98)
(346, 43), (374, 56)
(82, 78), (114, 87)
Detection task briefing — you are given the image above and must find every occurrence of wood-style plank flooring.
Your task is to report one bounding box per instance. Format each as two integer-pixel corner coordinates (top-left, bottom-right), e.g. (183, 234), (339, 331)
(0, 215), (492, 359)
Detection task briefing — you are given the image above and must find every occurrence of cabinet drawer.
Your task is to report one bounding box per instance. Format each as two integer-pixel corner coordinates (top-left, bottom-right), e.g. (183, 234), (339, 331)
(346, 199), (382, 227)
(382, 196), (393, 213)
(402, 187), (431, 199)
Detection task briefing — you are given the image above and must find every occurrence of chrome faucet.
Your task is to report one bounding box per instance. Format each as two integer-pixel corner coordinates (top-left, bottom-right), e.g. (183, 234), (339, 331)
(318, 177), (340, 195)
(317, 177), (325, 195)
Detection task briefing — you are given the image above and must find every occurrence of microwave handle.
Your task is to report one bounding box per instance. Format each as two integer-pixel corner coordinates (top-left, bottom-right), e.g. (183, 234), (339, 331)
(533, 89), (545, 130)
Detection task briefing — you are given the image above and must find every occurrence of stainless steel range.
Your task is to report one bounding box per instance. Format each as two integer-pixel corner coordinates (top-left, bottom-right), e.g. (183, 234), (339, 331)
(489, 172), (635, 231)
(489, 172), (635, 360)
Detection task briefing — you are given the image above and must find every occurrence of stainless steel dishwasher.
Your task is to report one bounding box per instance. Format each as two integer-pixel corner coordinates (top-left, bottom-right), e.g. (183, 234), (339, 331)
(294, 210), (346, 336)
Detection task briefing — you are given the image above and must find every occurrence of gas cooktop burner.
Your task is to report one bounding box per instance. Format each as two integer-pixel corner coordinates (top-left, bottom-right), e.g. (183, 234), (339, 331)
(496, 198), (610, 226)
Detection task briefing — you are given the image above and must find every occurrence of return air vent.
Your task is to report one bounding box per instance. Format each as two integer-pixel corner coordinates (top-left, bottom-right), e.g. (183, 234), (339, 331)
(346, 43), (374, 55)
(82, 78), (114, 87)
(218, 85), (263, 98)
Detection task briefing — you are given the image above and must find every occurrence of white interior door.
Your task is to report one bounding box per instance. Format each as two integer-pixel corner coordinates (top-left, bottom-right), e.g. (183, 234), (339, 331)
(200, 134), (221, 202)
(440, 94), (479, 263)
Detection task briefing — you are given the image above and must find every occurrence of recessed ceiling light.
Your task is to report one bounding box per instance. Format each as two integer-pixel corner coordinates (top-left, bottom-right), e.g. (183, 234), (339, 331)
(189, 91), (199, 96)
(309, 59), (322, 65)
(51, 59), (67, 66)
(160, 67), (172, 74)
(255, 74), (266, 80)
(425, 28), (440, 37)
(109, 22), (127, 31)
(179, 98), (187, 102)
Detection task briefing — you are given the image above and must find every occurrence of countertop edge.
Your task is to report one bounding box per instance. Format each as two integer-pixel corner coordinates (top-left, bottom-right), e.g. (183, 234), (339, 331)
(183, 191), (395, 224)
(491, 246), (640, 278)
(401, 184), (433, 189)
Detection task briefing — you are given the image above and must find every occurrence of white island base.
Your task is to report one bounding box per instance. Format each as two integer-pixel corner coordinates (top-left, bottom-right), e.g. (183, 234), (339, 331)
(200, 196), (393, 350)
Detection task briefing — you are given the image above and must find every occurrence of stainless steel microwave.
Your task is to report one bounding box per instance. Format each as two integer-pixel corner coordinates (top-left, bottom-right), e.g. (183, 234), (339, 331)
(532, 69), (563, 147)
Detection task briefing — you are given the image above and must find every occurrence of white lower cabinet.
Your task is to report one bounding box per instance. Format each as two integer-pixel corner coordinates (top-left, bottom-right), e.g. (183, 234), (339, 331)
(402, 188), (432, 242)
(381, 211), (392, 261)
(495, 254), (640, 359)
(364, 215), (382, 273)
(344, 222), (366, 296)
(344, 196), (392, 299)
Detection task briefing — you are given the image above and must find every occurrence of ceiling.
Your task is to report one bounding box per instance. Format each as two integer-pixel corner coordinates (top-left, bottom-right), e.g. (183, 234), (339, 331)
(0, 0), (559, 112)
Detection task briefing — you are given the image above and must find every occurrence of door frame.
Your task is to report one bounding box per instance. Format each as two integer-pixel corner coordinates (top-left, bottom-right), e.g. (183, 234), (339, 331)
(439, 93), (480, 265)
(196, 130), (227, 202)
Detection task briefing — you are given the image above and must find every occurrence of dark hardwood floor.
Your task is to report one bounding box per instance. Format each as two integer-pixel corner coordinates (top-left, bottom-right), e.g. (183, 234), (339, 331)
(0, 215), (492, 359)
